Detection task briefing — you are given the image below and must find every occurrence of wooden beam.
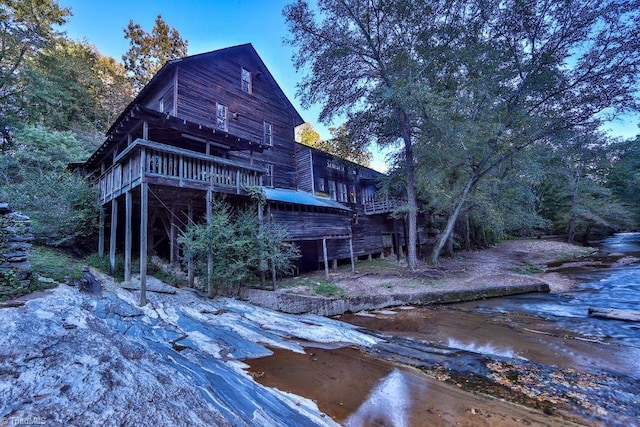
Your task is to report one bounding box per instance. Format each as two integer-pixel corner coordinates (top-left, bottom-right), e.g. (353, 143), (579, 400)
(187, 201), (194, 288)
(349, 237), (355, 272)
(98, 207), (105, 256)
(170, 203), (177, 266)
(109, 198), (118, 276)
(139, 182), (148, 306)
(322, 238), (329, 279)
(124, 191), (132, 282)
(206, 189), (213, 298)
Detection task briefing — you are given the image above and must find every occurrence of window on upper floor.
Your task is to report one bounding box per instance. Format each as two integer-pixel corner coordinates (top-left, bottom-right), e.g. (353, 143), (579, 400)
(241, 68), (252, 94)
(216, 103), (227, 131)
(317, 178), (325, 192)
(338, 183), (348, 202)
(328, 180), (337, 200)
(265, 163), (274, 187)
(350, 185), (357, 203)
(264, 122), (273, 146)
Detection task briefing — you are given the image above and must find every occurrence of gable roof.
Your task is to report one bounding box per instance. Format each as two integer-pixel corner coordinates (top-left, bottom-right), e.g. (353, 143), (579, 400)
(107, 43), (303, 137)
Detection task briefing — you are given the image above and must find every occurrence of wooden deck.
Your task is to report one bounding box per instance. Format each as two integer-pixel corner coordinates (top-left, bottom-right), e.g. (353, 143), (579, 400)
(364, 198), (406, 215)
(98, 139), (265, 204)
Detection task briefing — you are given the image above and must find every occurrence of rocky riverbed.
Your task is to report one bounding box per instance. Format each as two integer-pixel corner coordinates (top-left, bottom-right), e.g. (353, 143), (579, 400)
(1, 239), (638, 426)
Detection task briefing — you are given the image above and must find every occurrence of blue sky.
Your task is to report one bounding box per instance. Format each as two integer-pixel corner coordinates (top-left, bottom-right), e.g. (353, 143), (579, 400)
(58, 0), (637, 172)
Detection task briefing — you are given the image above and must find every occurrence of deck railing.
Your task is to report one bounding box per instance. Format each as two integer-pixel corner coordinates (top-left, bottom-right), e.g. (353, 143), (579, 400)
(364, 198), (406, 215)
(98, 139), (264, 204)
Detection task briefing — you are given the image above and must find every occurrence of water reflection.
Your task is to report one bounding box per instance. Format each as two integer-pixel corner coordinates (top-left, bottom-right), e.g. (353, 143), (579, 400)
(344, 369), (413, 427)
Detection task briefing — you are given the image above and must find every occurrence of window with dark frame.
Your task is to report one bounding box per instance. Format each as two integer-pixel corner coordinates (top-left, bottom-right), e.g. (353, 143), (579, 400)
(264, 122), (273, 146)
(241, 68), (252, 93)
(216, 103), (227, 131)
(266, 163), (274, 187)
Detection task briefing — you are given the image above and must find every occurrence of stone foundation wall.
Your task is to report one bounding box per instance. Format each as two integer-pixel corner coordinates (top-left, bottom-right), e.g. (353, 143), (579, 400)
(0, 202), (34, 299)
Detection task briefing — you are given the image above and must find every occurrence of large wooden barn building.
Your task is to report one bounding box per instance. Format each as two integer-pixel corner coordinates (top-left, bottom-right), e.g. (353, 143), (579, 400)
(82, 44), (405, 295)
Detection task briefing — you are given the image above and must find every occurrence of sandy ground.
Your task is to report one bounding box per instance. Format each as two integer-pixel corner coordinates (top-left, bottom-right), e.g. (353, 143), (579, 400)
(280, 239), (596, 297)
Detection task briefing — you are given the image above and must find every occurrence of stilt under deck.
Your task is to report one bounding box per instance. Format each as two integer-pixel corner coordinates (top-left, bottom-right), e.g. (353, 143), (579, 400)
(98, 138), (265, 305)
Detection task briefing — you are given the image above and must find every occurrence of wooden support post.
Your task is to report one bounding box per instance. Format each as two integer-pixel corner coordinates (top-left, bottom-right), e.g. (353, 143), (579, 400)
(98, 207), (105, 256)
(349, 238), (355, 272)
(187, 201), (194, 288)
(206, 189), (213, 297)
(322, 238), (329, 279)
(236, 170), (241, 194)
(139, 182), (148, 306)
(124, 191), (132, 283)
(109, 198), (118, 276)
(258, 200), (266, 287)
(170, 203), (177, 266)
(332, 259), (338, 270)
(393, 217), (401, 263)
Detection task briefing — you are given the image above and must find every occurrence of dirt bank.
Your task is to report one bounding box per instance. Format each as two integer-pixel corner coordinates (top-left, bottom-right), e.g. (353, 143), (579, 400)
(243, 239), (595, 315)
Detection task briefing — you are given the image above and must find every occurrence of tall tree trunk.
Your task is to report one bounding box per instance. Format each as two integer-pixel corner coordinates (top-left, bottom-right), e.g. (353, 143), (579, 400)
(567, 168), (581, 244)
(464, 213), (471, 251)
(401, 126), (418, 271)
(430, 174), (476, 265)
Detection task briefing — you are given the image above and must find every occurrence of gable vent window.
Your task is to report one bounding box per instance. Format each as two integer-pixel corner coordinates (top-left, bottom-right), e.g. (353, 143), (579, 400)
(216, 103), (227, 131)
(263, 122), (273, 146)
(241, 68), (252, 94)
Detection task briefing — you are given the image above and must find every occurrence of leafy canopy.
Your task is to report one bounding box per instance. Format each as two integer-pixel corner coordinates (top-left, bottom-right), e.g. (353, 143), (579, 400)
(122, 14), (188, 91)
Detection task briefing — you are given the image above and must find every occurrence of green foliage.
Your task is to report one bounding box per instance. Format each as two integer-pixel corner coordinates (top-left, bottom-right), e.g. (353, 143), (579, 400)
(0, 0), (71, 140)
(285, 0), (640, 264)
(30, 245), (83, 283)
(178, 197), (300, 297)
(21, 39), (134, 138)
(606, 136), (640, 227)
(297, 122), (372, 167)
(0, 126), (98, 248)
(123, 14), (188, 91)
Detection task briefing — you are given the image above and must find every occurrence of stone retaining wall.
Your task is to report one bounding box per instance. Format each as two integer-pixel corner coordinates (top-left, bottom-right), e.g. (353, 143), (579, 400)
(0, 202), (34, 299)
(241, 282), (550, 316)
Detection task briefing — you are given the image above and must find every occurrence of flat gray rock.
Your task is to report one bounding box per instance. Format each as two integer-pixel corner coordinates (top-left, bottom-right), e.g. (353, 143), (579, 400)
(121, 274), (177, 294)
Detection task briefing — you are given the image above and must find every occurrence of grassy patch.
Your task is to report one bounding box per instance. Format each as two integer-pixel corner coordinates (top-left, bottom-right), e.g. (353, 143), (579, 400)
(313, 281), (345, 297)
(511, 261), (544, 275)
(30, 245), (84, 285)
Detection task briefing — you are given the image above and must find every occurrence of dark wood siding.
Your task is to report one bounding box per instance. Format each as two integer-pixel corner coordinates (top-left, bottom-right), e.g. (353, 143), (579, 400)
(175, 51), (298, 189)
(294, 144), (313, 192)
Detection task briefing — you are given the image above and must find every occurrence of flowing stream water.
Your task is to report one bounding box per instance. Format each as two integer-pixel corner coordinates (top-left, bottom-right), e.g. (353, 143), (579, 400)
(247, 233), (640, 426)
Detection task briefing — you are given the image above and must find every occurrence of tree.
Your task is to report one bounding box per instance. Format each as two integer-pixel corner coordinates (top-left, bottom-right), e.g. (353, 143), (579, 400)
(316, 124), (372, 167)
(0, 0), (70, 142)
(21, 38), (134, 141)
(0, 126), (98, 248)
(297, 122), (372, 166)
(285, 0), (639, 266)
(296, 122), (321, 146)
(122, 14), (188, 91)
(284, 0), (439, 269)
(607, 135), (640, 227)
(178, 197), (299, 297)
(422, 0), (639, 263)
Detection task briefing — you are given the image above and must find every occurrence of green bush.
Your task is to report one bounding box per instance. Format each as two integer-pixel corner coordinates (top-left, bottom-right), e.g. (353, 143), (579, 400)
(178, 196), (300, 297)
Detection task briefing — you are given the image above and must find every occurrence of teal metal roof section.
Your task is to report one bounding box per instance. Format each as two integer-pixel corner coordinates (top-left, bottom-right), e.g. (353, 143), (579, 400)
(263, 188), (352, 211)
